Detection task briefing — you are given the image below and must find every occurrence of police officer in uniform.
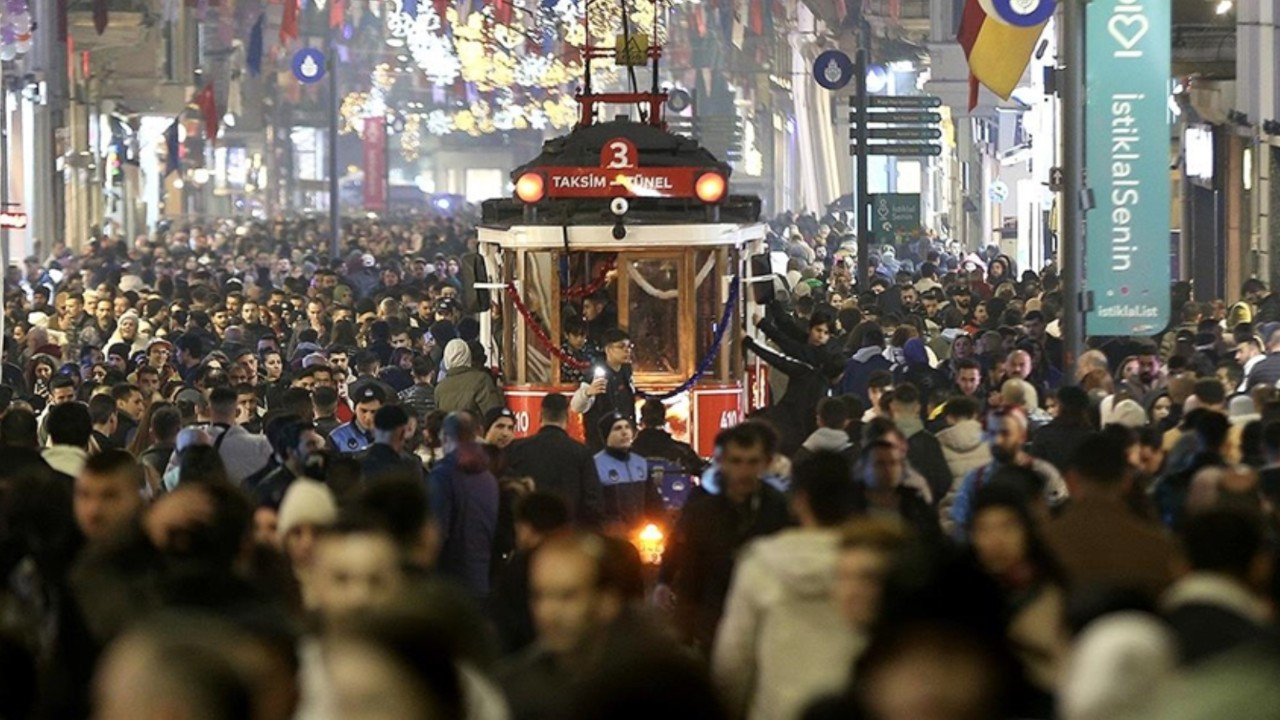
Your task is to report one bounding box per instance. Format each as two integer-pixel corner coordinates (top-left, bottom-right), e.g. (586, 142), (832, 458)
(570, 328), (637, 452)
(591, 412), (661, 528)
(329, 383), (385, 454)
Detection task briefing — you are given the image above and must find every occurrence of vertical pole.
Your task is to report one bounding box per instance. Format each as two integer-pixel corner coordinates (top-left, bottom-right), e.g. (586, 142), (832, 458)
(1061, 0), (1086, 377)
(0, 63), (8, 359)
(855, 48), (870, 290)
(327, 40), (340, 261)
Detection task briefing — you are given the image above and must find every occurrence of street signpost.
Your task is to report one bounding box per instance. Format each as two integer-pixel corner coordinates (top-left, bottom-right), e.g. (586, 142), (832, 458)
(1083, 0), (1171, 336)
(846, 91), (944, 273)
(867, 95), (942, 108)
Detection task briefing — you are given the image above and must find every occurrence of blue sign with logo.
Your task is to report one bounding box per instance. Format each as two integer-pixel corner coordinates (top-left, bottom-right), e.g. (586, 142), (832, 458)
(989, 0), (1057, 28)
(1084, 0), (1170, 336)
(292, 48), (327, 84)
(814, 50), (854, 91)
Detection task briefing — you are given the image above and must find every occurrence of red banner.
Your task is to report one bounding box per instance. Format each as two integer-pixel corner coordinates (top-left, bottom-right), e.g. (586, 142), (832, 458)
(541, 166), (699, 199)
(363, 117), (387, 212)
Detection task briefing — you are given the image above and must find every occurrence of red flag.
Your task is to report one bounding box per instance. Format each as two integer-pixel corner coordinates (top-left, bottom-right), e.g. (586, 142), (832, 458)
(434, 0), (450, 21)
(494, 0), (513, 24)
(693, 5), (706, 36)
(280, 0), (300, 43)
(93, 0), (109, 34)
(749, 0), (762, 34)
(329, 0), (346, 28)
(194, 82), (220, 142)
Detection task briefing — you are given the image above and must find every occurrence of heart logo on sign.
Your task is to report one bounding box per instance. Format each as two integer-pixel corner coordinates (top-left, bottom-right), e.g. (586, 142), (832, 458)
(1108, 13), (1149, 51)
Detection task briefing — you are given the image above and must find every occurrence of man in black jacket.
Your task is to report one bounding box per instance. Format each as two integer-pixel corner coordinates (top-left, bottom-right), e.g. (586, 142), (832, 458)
(361, 404), (424, 485)
(656, 422), (790, 652)
(506, 393), (604, 527)
(631, 398), (705, 476)
(889, 383), (952, 506)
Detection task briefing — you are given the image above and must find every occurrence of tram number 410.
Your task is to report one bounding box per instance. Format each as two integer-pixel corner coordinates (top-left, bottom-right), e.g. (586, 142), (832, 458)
(719, 410), (741, 429)
(512, 411), (532, 434)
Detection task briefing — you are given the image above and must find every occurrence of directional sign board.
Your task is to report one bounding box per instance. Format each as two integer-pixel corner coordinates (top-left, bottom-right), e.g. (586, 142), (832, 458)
(851, 111), (943, 125)
(852, 144), (943, 156)
(0, 211), (27, 229)
(848, 95), (944, 157)
(867, 95), (942, 108)
(864, 127), (942, 141)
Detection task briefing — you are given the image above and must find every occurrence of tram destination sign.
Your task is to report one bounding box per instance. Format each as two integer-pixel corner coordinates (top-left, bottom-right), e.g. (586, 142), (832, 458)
(538, 166), (700, 199)
(1084, 0), (1171, 336)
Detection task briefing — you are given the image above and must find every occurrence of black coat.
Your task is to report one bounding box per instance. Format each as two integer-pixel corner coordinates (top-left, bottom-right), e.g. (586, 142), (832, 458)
(1166, 602), (1273, 666)
(506, 426), (605, 527)
(1029, 419), (1094, 474)
(361, 442), (425, 485)
(658, 484), (791, 649)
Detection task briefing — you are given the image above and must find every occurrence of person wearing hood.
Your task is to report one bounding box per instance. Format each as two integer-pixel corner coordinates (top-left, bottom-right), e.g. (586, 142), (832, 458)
(793, 398), (857, 469)
(434, 338), (504, 421)
(934, 396), (993, 487)
(428, 411), (499, 597)
(839, 323), (892, 404)
(592, 413), (662, 529)
(895, 337), (947, 413)
(712, 450), (862, 720)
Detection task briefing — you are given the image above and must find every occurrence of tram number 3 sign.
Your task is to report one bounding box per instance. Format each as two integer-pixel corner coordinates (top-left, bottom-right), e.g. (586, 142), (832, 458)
(601, 138), (638, 169)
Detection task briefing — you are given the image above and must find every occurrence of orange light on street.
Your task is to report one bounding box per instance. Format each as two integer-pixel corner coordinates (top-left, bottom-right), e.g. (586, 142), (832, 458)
(515, 172), (546, 203)
(694, 171), (726, 204)
(634, 522), (666, 565)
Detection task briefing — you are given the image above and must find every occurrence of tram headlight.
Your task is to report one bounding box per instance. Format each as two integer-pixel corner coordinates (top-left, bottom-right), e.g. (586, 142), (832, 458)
(695, 171), (727, 204)
(610, 196), (629, 217)
(515, 172), (546, 204)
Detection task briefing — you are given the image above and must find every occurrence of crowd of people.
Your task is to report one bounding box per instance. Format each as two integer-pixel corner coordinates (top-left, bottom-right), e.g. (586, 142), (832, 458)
(0, 209), (1278, 719)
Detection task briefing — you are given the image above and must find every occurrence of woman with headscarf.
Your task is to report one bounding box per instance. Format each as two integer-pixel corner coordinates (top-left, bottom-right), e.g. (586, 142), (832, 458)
(434, 338), (504, 420)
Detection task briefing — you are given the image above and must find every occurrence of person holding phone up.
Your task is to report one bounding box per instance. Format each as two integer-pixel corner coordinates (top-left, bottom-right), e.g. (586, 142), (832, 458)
(571, 328), (637, 452)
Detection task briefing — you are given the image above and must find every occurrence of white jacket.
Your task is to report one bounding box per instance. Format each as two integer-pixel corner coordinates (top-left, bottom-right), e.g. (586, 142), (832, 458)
(712, 529), (865, 720)
(935, 419), (993, 483)
(42, 445), (87, 478)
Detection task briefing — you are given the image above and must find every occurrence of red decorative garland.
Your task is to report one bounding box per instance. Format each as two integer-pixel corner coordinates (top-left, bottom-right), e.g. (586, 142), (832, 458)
(561, 256), (617, 299)
(506, 283), (592, 370)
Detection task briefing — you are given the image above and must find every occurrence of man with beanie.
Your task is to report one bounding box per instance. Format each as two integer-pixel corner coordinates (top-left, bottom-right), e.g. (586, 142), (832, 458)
(570, 328), (637, 452)
(592, 413), (661, 528)
(435, 338), (504, 419)
(276, 478), (339, 582)
(362, 404), (424, 484)
(330, 384), (385, 455)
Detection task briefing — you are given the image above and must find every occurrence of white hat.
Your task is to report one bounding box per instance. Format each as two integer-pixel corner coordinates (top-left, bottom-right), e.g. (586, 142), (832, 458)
(1110, 399), (1148, 429)
(1059, 612), (1175, 720)
(277, 479), (338, 541)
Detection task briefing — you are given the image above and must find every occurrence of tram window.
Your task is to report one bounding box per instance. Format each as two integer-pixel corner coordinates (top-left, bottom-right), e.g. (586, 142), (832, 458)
(626, 258), (680, 375)
(573, 253), (618, 347)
